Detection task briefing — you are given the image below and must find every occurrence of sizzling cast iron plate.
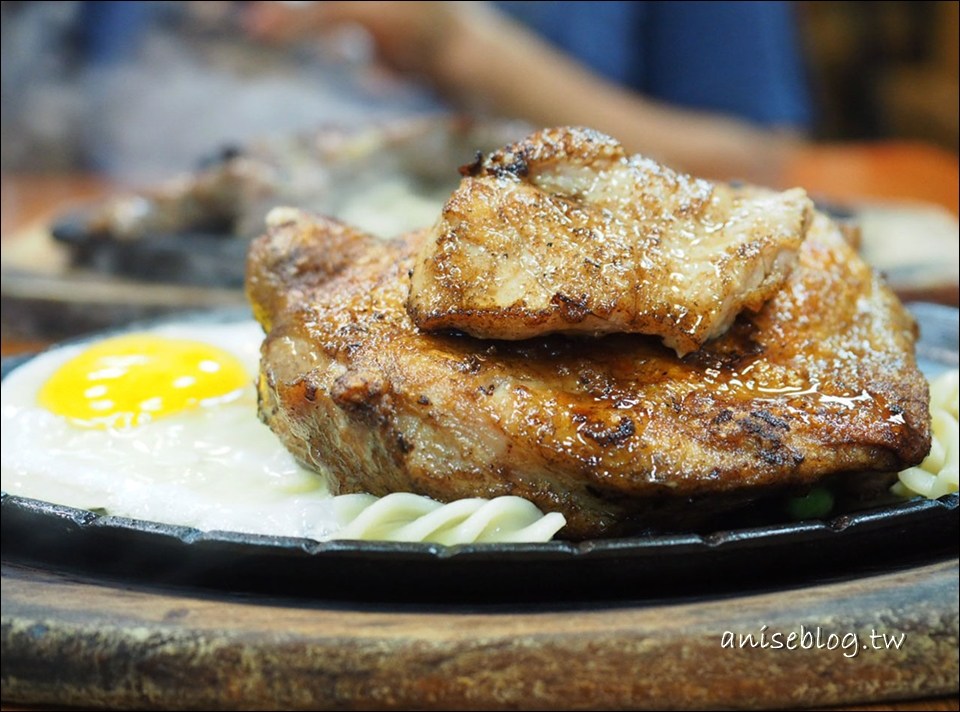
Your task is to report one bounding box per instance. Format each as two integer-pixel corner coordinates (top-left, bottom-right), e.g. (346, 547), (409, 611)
(1, 304), (957, 603)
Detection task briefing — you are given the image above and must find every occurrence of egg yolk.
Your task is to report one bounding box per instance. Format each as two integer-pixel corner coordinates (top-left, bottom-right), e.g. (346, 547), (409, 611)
(38, 335), (250, 428)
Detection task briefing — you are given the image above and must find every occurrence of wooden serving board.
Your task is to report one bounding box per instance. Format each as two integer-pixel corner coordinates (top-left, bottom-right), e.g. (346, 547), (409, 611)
(2, 558), (957, 710)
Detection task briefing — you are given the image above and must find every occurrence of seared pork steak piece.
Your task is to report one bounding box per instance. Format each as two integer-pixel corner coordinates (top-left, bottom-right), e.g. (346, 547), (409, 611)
(407, 127), (814, 356)
(247, 206), (929, 540)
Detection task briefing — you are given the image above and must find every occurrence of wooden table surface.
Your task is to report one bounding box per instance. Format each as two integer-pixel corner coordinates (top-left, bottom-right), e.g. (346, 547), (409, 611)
(1, 142), (959, 711)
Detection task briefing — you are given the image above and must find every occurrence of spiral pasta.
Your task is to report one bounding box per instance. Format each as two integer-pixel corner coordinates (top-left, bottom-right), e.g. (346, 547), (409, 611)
(892, 369), (959, 500)
(329, 493), (567, 544)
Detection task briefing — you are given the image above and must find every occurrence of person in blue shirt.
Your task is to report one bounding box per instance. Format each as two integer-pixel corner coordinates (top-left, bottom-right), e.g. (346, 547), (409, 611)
(246, 0), (813, 185)
(495, 1), (812, 131)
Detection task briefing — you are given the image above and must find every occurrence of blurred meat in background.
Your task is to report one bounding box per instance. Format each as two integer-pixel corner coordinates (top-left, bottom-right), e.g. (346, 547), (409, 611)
(0, 1), (440, 181)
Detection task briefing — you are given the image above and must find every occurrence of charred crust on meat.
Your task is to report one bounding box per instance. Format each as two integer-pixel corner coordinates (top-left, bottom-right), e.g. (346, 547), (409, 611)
(757, 448), (804, 467)
(577, 368), (616, 399)
(331, 369), (388, 409)
(458, 354), (484, 374)
(337, 323), (368, 335)
(684, 331), (764, 370)
(733, 411), (804, 468)
(758, 448), (786, 466)
(459, 151), (485, 177)
(469, 146), (532, 180)
(289, 372), (323, 405)
(551, 292), (591, 323)
(581, 417), (636, 447)
(496, 152), (529, 178)
(396, 433), (414, 454)
(712, 409), (733, 425)
(750, 409), (790, 431)
(741, 416), (783, 444)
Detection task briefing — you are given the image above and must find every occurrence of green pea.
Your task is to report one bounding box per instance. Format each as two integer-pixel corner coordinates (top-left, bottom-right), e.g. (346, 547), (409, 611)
(786, 487), (835, 520)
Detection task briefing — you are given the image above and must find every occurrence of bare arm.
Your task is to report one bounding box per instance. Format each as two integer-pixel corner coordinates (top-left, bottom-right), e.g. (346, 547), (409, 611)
(246, 1), (805, 184)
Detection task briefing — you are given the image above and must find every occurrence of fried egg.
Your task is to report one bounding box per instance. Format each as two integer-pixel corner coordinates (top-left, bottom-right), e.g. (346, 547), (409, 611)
(1, 321), (343, 539)
(0, 320), (566, 543)
(37, 333), (249, 429)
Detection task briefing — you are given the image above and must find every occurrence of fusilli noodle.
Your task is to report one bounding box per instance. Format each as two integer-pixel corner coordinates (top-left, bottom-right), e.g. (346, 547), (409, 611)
(892, 369), (959, 499)
(329, 493), (567, 544)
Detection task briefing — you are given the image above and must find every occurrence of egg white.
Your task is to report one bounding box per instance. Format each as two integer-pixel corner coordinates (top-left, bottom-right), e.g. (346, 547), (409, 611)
(0, 320), (343, 540)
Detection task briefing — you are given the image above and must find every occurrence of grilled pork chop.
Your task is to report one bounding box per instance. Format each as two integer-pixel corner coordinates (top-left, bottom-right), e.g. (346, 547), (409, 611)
(247, 207), (929, 540)
(408, 127), (814, 356)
